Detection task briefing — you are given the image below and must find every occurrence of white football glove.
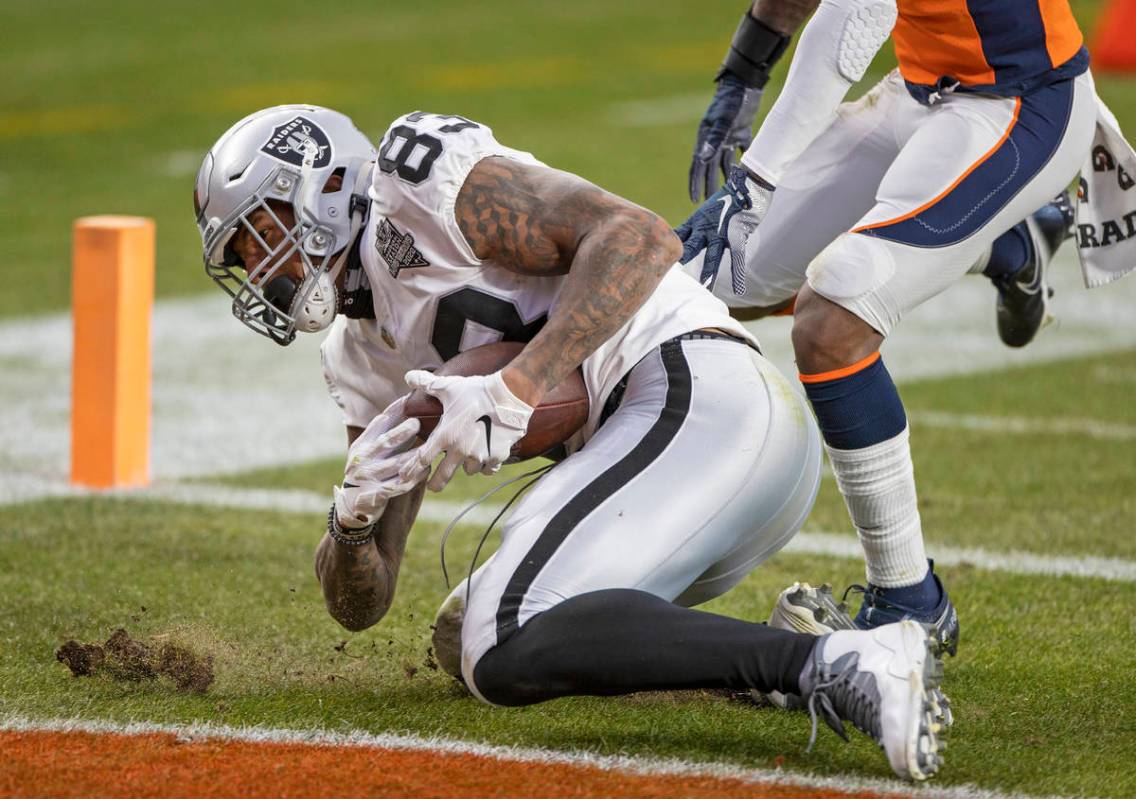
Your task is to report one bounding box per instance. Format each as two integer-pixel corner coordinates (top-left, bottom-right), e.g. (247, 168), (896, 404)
(400, 369), (533, 492)
(334, 395), (426, 530)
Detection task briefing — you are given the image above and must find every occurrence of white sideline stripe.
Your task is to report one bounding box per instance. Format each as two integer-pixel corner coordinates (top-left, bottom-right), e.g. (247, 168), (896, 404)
(71, 483), (1136, 583)
(12, 402), (1136, 508)
(910, 411), (1136, 442)
(3, 255), (1136, 507)
(781, 533), (1136, 583)
(0, 715), (1064, 799)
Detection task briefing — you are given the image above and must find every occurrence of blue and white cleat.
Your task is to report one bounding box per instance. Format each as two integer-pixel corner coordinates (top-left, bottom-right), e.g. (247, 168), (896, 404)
(800, 620), (947, 781)
(850, 561), (959, 659)
(769, 582), (953, 727)
(994, 191), (1075, 348)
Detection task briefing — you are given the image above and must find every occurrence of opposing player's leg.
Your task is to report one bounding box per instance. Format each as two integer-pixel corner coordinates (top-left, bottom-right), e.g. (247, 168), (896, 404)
(455, 333), (944, 779)
(791, 71), (1097, 650)
(684, 70), (1078, 336)
(683, 73), (905, 312)
(982, 190), (1077, 347)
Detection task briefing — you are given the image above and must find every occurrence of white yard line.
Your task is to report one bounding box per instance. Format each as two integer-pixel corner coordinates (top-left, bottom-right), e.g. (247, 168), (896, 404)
(26, 483), (1131, 583)
(2, 247), (1135, 508)
(781, 532), (1136, 583)
(909, 411), (1136, 441)
(0, 715), (1070, 799)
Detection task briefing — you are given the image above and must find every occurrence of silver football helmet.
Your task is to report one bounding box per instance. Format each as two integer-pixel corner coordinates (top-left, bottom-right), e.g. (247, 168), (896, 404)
(194, 105), (376, 344)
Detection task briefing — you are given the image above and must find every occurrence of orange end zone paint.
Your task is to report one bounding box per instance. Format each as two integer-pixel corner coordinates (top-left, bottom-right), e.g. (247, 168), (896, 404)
(1, 729), (905, 799)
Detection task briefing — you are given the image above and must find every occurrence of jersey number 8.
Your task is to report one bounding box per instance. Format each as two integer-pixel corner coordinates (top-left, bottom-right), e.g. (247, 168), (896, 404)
(378, 113), (479, 185)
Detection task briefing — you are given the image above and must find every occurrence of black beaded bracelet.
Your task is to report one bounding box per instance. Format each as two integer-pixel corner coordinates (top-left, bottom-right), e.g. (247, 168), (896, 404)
(717, 12), (792, 88)
(327, 503), (375, 546)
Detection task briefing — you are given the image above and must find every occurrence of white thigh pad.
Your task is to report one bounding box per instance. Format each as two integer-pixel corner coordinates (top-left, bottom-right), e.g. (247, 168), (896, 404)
(806, 232), (896, 301)
(837, 0), (897, 82)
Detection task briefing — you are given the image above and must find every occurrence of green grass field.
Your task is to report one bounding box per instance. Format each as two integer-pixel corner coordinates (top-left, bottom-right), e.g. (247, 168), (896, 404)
(3, 350), (1134, 796)
(3, 1), (1135, 796)
(2, 0), (1131, 319)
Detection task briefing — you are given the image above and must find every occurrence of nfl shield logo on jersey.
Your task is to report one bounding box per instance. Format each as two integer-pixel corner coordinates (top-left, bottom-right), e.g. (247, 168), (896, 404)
(260, 116), (332, 168)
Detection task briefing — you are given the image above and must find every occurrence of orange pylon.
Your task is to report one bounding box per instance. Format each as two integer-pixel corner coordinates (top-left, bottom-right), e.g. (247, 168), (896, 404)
(1092, 0), (1136, 71)
(71, 216), (154, 489)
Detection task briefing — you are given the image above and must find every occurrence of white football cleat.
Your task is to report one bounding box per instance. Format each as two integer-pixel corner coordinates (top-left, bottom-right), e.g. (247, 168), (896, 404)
(770, 581), (855, 634)
(800, 620), (946, 781)
(769, 582), (952, 727)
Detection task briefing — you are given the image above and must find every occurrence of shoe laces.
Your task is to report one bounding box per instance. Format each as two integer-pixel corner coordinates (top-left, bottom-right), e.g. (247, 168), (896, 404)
(805, 653), (881, 752)
(843, 583), (928, 620)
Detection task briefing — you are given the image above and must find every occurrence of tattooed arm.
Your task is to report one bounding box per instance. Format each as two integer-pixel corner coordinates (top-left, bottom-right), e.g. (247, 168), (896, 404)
(314, 425), (426, 632)
(454, 158), (682, 406)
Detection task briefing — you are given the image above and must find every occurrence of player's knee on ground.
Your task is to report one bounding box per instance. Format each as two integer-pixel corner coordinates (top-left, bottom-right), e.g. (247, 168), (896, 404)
(466, 591), (648, 707)
(466, 588), (822, 707)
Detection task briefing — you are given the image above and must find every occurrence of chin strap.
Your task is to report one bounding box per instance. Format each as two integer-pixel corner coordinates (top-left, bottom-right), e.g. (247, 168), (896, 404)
(324, 165), (374, 289)
(289, 163), (374, 332)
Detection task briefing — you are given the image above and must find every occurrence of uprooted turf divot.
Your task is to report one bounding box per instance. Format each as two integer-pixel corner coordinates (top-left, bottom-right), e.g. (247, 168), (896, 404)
(55, 629), (215, 692)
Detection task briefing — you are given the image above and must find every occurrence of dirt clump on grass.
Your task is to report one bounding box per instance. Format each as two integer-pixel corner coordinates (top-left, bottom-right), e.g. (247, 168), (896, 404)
(103, 628), (157, 680)
(156, 642), (215, 692)
(55, 628), (215, 693)
(54, 641), (105, 676)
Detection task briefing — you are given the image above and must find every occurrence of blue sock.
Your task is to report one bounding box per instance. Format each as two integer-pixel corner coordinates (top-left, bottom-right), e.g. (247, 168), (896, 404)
(800, 352), (906, 450)
(983, 223), (1033, 281)
(875, 562), (942, 606)
(801, 353), (938, 597)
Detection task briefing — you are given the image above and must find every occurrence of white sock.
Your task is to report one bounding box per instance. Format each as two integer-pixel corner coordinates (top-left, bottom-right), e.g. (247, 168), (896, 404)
(825, 425), (929, 587)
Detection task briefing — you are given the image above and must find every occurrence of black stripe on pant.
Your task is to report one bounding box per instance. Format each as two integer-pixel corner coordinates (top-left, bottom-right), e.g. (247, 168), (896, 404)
(493, 338), (693, 643)
(471, 339), (818, 707)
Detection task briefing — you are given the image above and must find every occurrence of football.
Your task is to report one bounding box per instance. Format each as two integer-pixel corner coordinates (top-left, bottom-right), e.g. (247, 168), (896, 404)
(405, 341), (589, 460)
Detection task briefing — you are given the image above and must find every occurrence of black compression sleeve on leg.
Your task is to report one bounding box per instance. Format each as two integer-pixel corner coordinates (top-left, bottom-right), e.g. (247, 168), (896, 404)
(472, 589), (816, 707)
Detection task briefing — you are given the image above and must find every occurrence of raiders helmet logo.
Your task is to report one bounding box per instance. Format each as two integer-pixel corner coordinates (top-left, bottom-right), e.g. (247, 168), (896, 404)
(260, 117), (332, 168)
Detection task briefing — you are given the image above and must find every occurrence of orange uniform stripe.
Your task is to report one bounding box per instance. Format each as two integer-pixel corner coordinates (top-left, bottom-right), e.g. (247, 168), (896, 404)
(853, 96), (1021, 234)
(1037, 0), (1084, 67)
(799, 351), (880, 384)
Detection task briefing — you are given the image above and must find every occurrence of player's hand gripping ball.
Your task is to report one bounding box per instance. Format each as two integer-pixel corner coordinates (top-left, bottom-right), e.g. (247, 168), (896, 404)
(402, 342), (589, 490)
(334, 395), (423, 529)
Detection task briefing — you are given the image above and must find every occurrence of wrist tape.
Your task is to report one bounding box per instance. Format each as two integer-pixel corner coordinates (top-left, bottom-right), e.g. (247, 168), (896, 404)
(717, 12), (792, 88)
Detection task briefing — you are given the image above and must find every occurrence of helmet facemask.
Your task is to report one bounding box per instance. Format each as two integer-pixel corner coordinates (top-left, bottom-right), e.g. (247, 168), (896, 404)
(204, 167), (342, 346)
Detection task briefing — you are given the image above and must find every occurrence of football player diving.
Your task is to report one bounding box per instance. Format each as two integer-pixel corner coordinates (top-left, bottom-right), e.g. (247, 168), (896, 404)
(678, 0), (1101, 658)
(194, 105), (948, 780)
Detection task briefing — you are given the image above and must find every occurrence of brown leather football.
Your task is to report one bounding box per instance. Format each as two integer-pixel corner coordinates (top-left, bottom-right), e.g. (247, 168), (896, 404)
(404, 341), (589, 461)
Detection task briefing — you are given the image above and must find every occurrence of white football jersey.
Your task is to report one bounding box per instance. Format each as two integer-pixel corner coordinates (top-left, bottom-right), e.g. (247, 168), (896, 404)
(321, 111), (758, 441)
